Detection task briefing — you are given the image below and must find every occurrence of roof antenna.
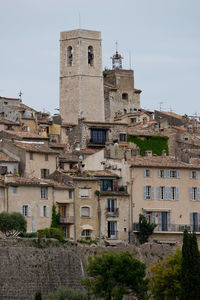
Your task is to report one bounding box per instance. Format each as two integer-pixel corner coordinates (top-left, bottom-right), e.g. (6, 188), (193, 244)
(19, 90), (23, 100)
(78, 11), (81, 29)
(129, 50), (132, 70)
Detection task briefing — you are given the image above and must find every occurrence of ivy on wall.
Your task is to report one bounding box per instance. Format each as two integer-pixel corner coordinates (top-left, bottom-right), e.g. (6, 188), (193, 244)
(127, 135), (169, 156)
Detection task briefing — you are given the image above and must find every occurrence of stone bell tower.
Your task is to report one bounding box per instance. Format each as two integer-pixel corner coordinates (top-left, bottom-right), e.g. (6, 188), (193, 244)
(60, 29), (105, 124)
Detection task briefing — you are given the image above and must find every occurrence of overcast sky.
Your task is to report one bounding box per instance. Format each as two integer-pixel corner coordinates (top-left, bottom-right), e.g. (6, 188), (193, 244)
(1, 0), (200, 117)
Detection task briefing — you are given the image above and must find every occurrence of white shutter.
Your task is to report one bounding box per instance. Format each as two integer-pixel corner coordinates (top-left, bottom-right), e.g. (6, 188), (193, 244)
(40, 206), (44, 217)
(151, 186), (154, 200)
(46, 206), (50, 218)
(176, 187), (179, 200)
(28, 206), (31, 217)
(157, 187), (161, 200)
(198, 188), (200, 201)
(143, 186), (147, 200)
(189, 187), (193, 200)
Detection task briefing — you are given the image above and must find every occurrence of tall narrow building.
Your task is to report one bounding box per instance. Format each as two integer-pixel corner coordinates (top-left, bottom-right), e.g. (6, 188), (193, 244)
(60, 29), (105, 124)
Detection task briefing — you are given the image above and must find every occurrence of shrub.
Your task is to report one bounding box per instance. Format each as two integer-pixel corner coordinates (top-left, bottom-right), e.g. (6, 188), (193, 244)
(44, 285), (87, 300)
(24, 232), (38, 238)
(0, 211), (27, 237)
(35, 291), (42, 300)
(137, 214), (157, 244)
(37, 228), (65, 242)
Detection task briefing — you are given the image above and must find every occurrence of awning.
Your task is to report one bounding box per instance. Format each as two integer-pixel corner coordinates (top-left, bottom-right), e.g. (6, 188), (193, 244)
(143, 208), (171, 212)
(81, 224), (94, 230)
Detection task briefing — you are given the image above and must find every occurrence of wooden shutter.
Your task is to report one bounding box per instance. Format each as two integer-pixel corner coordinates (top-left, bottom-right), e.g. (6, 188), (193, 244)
(158, 212), (162, 231)
(157, 186), (161, 200)
(189, 187), (193, 200)
(150, 170), (152, 178)
(157, 170), (160, 178)
(47, 206), (50, 218)
(28, 206), (31, 217)
(176, 187), (179, 200)
(167, 212), (171, 231)
(190, 213), (194, 230)
(151, 186), (154, 200)
(143, 186), (147, 200)
(152, 212), (156, 224)
(198, 188), (200, 201)
(40, 206), (44, 217)
(190, 171), (192, 179)
(177, 171), (180, 179)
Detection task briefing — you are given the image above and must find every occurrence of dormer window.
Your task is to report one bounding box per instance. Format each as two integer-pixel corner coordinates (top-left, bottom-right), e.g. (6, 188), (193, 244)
(67, 46), (73, 66)
(88, 46), (94, 66)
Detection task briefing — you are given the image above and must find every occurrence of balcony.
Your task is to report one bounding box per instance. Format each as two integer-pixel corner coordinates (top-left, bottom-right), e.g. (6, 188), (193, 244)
(133, 223), (200, 233)
(100, 185), (128, 196)
(60, 216), (74, 224)
(106, 208), (119, 217)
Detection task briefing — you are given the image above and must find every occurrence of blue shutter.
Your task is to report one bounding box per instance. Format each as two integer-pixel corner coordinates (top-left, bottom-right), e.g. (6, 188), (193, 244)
(157, 187), (161, 200)
(177, 171), (180, 179)
(144, 170), (146, 177)
(190, 187), (193, 200)
(143, 186), (147, 200)
(167, 170), (170, 178)
(196, 172), (199, 180)
(167, 212), (171, 231)
(168, 187), (172, 200)
(165, 187), (168, 200)
(190, 171), (192, 179)
(164, 170), (167, 178)
(198, 188), (200, 201)
(190, 213), (194, 231)
(158, 212), (162, 231)
(198, 213), (200, 232)
(176, 187), (179, 200)
(150, 170), (152, 178)
(157, 170), (160, 178)
(152, 212), (156, 224)
(151, 186), (154, 200)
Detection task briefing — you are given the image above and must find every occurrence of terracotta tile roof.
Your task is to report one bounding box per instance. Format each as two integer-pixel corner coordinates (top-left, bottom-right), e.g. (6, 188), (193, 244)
(1, 130), (49, 139)
(79, 147), (101, 155)
(59, 153), (79, 162)
(14, 142), (59, 154)
(129, 155), (200, 169)
(158, 110), (183, 120)
(3, 175), (73, 189)
(171, 126), (186, 131)
(0, 97), (20, 101)
(0, 118), (20, 125)
(0, 151), (18, 162)
(86, 170), (119, 178)
(49, 143), (65, 149)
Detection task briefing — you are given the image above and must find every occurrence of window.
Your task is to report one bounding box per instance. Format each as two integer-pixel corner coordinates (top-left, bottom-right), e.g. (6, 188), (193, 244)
(190, 212), (200, 232)
(157, 186), (165, 200)
(90, 128), (107, 145)
(158, 169), (165, 178)
(69, 190), (72, 199)
(163, 186), (179, 200)
(21, 205), (31, 217)
(30, 152), (33, 160)
(158, 212), (171, 231)
(67, 46), (73, 66)
(143, 186), (154, 200)
(88, 46), (94, 66)
(144, 169), (152, 178)
(108, 221), (117, 238)
(122, 93), (128, 100)
(143, 211), (156, 224)
(131, 118), (137, 123)
(40, 205), (49, 217)
(170, 170), (177, 178)
(22, 205), (28, 217)
(41, 169), (49, 178)
(81, 206), (90, 218)
(100, 179), (113, 191)
(107, 199), (117, 214)
(45, 154), (48, 161)
(190, 171), (198, 179)
(190, 187), (200, 201)
(12, 186), (17, 194)
(119, 133), (126, 142)
(81, 229), (91, 237)
(79, 188), (91, 198)
(60, 206), (66, 217)
(41, 187), (48, 199)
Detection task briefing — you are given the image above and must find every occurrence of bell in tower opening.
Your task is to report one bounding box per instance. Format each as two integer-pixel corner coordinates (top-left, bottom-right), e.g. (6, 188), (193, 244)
(110, 42), (123, 70)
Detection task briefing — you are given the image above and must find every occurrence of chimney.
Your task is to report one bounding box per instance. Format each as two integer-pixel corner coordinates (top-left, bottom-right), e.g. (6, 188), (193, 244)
(144, 150), (152, 157)
(162, 149), (167, 156)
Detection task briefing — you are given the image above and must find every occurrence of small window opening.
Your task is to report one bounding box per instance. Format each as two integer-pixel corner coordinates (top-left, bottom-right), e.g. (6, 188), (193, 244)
(122, 93), (128, 100)
(88, 46), (94, 66)
(67, 46), (73, 67)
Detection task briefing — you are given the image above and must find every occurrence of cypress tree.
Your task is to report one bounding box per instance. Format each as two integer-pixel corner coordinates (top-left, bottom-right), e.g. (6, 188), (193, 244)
(181, 229), (200, 300)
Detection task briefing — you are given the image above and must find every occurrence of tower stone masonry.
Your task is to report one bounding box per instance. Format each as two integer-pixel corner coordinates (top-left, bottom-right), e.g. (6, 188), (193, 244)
(60, 29), (105, 124)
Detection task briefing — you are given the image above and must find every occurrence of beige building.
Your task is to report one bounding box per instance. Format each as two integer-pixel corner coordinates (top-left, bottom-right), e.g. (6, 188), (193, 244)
(0, 175), (74, 234)
(60, 29), (105, 124)
(130, 155), (200, 241)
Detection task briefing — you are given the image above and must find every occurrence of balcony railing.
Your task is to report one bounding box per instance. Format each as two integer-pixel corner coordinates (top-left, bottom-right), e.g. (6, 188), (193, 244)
(100, 186), (128, 194)
(60, 216), (74, 224)
(133, 223), (200, 233)
(107, 231), (118, 239)
(106, 208), (119, 217)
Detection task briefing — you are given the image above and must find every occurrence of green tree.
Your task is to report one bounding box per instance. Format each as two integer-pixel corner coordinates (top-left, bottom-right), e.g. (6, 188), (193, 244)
(181, 229), (200, 300)
(0, 211), (27, 237)
(35, 291), (42, 300)
(138, 214), (157, 244)
(149, 249), (182, 300)
(50, 204), (60, 228)
(81, 251), (148, 300)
